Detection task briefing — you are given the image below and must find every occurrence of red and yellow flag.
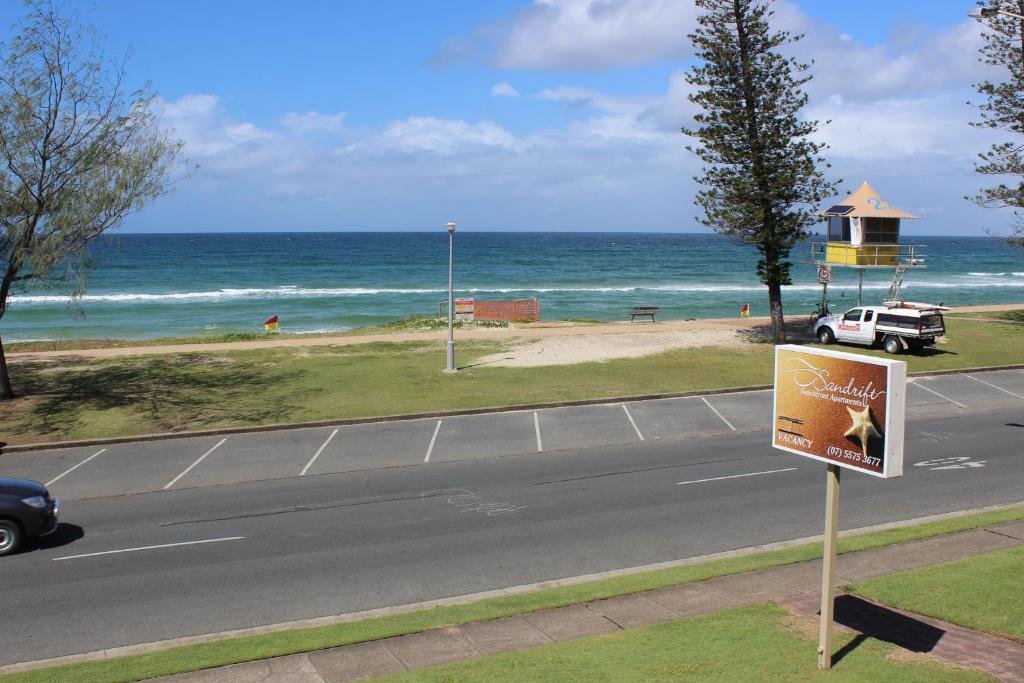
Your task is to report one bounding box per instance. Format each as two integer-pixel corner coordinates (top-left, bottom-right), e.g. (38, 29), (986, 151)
(739, 304), (750, 318)
(264, 315), (279, 331)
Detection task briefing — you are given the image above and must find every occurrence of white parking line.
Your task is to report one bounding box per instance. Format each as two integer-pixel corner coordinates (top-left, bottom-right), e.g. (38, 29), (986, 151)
(45, 448), (107, 487)
(424, 420), (442, 463)
(163, 438), (228, 490)
(534, 411), (543, 452)
(677, 467), (798, 486)
(300, 428), (339, 476)
(910, 380), (967, 408)
(622, 404), (645, 441)
(702, 397), (736, 431)
(53, 536), (245, 561)
(964, 373), (1024, 400)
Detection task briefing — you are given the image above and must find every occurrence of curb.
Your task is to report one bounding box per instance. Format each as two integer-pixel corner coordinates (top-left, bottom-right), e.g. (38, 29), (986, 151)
(4, 363), (1024, 455)
(2, 500), (1020, 677)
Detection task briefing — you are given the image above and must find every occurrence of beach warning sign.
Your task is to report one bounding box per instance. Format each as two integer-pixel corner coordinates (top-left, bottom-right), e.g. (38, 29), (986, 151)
(454, 298), (475, 321)
(771, 345), (906, 478)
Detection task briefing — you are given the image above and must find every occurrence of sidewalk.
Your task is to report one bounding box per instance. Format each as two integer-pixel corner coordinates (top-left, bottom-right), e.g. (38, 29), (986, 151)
(161, 520), (1024, 682)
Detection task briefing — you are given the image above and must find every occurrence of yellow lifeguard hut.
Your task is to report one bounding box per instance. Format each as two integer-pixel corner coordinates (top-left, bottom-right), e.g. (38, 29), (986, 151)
(811, 181), (926, 305)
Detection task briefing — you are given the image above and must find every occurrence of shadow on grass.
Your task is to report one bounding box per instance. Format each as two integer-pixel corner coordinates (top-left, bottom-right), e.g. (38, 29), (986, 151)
(9, 355), (308, 437)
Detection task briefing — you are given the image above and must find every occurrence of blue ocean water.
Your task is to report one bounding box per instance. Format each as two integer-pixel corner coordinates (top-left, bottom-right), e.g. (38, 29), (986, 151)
(2, 232), (1023, 341)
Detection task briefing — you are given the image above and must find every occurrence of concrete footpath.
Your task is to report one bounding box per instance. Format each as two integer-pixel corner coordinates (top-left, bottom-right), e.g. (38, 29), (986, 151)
(158, 519), (1024, 683)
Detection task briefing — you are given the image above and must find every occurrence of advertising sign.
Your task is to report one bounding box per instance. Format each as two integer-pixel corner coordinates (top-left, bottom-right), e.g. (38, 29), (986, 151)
(772, 345), (906, 478)
(454, 298), (475, 321)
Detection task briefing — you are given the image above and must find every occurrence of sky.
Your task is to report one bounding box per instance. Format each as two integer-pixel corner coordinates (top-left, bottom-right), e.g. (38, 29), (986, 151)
(0, 0), (1015, 235)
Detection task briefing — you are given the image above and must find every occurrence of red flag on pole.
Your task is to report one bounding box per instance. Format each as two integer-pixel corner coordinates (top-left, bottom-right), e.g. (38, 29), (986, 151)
(264, 315), (279, 331)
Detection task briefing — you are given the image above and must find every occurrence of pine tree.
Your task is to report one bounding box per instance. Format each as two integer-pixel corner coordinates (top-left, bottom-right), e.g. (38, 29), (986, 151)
(682, 0), (838, 343)
(970, 0), (1024, 247)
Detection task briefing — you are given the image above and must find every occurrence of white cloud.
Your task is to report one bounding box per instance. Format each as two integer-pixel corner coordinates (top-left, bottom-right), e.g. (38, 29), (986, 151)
(436, 0), (697, 70)
(491, 82), (519, 97)
(379, 117), (521, 155)
(280, 111), (347, 134)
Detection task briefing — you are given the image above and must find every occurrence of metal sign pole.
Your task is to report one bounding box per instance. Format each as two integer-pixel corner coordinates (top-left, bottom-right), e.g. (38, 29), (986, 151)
(857, 270), (863, 307)
(817, 463), (841, 670)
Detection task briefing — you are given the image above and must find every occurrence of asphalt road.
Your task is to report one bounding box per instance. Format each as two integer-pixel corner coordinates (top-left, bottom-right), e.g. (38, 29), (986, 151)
(1, 371), (1023, 666)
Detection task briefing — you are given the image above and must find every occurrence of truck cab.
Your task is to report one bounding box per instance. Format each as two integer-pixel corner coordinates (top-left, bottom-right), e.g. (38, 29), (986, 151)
(813, 302), (947, 354)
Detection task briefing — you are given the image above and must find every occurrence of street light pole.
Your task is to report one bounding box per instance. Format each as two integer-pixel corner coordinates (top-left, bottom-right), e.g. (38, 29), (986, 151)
(968, 6), (1024, 20)
(445, 221), (456, 373)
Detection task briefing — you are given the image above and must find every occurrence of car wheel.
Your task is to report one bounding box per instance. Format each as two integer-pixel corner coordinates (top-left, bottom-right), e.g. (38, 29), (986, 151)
(0, 519), (21, 557)
(883, 336), (902, 354)
(817, 327), (835, 344)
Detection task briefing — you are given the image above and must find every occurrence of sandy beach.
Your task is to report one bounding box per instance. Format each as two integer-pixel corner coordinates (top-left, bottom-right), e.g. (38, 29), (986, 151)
(8, 303), (1020, 367)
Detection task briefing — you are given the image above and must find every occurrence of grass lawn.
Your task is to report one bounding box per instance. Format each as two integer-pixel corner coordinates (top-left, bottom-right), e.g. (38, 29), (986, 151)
(379, 603), (986, 682)
(850, 546), (1024, 642)
(947, 308), (1024, 324)
(3, 505), (1020, 683)
(1, 316), (1022, 445)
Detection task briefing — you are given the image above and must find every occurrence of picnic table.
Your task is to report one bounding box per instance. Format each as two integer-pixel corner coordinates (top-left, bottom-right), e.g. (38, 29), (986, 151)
(629, 306), (659, 323)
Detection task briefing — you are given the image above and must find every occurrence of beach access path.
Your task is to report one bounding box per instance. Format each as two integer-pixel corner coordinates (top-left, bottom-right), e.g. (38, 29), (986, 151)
(8, 303), (1020, 362)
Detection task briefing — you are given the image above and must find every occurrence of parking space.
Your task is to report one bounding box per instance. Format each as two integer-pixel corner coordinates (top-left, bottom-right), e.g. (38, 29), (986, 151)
(626, 396), (734, 441)
(305, 419), (436, 475)
(169, 427), (333, 488)
(430, 411), (537, 463)
(962, 370), (1024, 400)
(49, 436), (226, 499)
(536, 403), (639, 452)
(912, 375), (1008, 406)
(0, 445), (102, 488)
(700, 391), (773, 432)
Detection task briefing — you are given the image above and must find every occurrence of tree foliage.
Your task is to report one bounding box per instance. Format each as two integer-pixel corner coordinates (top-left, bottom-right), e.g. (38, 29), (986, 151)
(970, 0), (1024, 247)
(0, 1), (184, 398)
(682, 0), (838, 343)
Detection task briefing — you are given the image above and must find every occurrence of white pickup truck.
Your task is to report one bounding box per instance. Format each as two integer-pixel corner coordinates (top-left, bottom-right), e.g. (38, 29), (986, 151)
(812, 301), (948, 354)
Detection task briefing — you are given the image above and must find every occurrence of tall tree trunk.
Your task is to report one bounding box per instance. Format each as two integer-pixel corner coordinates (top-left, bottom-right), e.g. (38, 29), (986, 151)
(767, 281), (786, 344)
(0, 337), (13, 400)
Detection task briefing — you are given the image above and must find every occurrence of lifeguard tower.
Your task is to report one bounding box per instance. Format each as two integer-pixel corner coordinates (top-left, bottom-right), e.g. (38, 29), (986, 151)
(811, 181), (925, 306)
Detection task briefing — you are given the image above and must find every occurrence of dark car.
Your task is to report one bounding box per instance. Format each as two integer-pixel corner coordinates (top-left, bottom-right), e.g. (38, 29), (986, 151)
(0, 477), (60, 556)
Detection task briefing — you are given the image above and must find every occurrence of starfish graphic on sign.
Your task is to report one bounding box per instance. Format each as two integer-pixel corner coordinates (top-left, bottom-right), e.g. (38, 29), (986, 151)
(844, 405), (881, 458)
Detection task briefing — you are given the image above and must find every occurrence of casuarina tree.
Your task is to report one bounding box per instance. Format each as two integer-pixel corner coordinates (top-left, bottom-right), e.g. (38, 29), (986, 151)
(969, 0), (1024, 248)
(683, 0), (838, 343)
(0, 1), (184, 399)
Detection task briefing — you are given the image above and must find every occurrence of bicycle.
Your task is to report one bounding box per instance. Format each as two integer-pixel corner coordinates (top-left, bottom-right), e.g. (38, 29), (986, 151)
(809, 300), (831, 327)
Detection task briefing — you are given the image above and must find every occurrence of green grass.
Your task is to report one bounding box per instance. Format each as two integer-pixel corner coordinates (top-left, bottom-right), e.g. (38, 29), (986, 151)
(948, 308), (1024, 324)
(850, 546), (1024, 642)
(380, 603), (988, 682)
(1, 315), (1021, 445)
(4, 505), (1021, 683)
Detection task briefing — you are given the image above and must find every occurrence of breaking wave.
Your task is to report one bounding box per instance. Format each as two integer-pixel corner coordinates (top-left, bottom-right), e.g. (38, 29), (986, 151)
(9, 277), (1024, 306)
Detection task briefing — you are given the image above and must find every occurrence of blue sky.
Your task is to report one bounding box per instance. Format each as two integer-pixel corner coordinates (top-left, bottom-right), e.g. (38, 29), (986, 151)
(0, 1), (1013, 235)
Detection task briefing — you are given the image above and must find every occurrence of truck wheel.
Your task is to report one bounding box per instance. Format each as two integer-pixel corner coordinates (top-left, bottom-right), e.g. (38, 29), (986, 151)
(883, 336), (902, 355)
(817, 327), (835, 344)
(0, 519), (21, 557)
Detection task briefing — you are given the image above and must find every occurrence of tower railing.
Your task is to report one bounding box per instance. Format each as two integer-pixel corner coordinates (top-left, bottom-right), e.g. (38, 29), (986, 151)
(809, 242), (926, 268)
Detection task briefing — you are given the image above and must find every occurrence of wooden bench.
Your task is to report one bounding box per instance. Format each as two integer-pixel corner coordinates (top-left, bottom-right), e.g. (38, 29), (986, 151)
(629, 306), (659, 323)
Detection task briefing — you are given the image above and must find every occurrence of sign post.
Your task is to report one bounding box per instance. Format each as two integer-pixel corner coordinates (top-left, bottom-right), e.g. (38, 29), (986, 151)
(771, 345), (906, 670)
(817, 265), (831, 317)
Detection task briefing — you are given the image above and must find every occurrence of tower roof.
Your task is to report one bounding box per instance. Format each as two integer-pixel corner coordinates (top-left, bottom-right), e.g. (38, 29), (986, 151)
(820, 181), (921, 219)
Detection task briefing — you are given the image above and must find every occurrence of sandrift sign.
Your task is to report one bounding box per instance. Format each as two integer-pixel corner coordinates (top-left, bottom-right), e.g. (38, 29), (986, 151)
(772, 345), (906, 478)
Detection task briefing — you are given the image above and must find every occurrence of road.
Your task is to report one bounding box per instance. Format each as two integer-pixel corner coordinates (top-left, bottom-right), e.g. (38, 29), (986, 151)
(1, 369), (1022, 666)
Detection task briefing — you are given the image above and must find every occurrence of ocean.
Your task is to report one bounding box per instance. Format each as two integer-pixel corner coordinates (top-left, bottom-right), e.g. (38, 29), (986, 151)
(3, 232), (1023, 342)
